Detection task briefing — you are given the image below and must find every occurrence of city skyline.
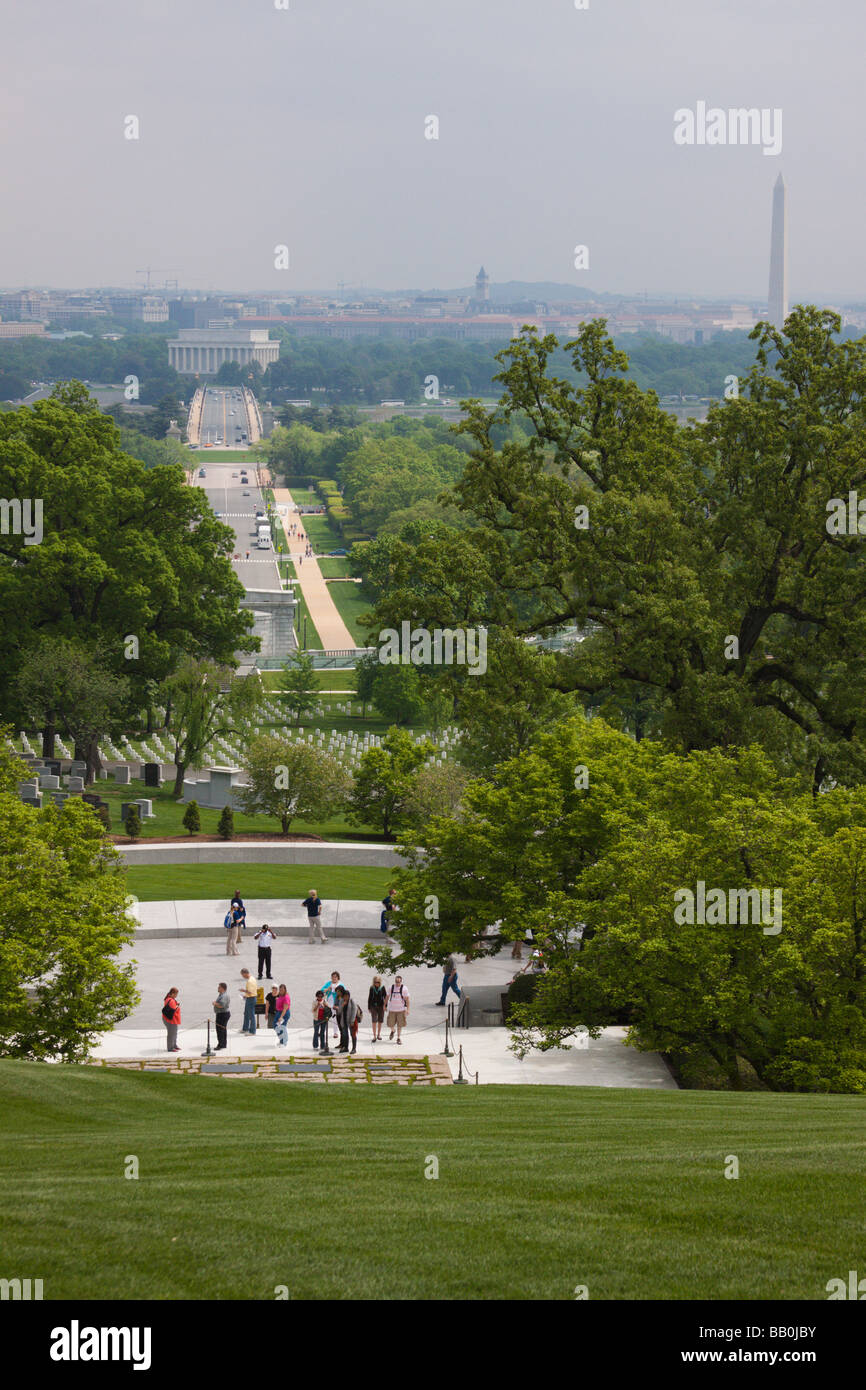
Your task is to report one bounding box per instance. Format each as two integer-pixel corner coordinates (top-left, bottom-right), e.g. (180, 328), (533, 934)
(2, 1), (864, 300)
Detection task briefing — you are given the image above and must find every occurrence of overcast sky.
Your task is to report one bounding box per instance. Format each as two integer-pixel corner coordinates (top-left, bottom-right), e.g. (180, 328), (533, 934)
(1, 0), (861, 302)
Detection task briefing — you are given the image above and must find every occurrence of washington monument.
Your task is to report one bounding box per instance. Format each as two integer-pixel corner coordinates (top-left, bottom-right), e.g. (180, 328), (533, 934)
(768, 173), (788, 327)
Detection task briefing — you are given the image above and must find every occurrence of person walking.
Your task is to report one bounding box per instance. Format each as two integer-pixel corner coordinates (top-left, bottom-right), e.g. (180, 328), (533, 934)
(368, 976), (386, 1042)
(380, 888), (397, 937)
(240, 969), (257, 1035)
(254, 923), (276, 979)
(274, 984), (291, 1046)
(212, 982), (230, 1051)
(162, 988), (181, 1052)
(386, 977), (410, 1044)
(437, 956), (462, 1006)
(312, 990), (328, 1050)
(303, 889), (325, 944)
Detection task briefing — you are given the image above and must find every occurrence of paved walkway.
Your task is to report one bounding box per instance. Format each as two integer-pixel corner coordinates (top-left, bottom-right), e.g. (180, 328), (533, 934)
(131, 897), (386, 938)
(265, 474), (356, 649)
(96, 927), (677, 1089)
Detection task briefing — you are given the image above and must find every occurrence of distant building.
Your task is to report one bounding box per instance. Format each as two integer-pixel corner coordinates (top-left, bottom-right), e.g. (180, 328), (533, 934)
(167, 328), (280, 375)
(0, 291), (49, 320)
(0, 321), (46, 338)
(475, 266), (490, 303)
(107, 295), (169, 323)
(168, 297), (227, 328)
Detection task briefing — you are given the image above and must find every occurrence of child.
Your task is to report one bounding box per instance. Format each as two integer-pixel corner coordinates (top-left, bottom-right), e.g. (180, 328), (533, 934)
(312, 990), (327, 1050)
(265, 986), (278, 1030)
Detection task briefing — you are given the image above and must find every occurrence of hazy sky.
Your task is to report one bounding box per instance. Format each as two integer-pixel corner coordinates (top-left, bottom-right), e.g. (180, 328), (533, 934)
(1, 0), (861, 301)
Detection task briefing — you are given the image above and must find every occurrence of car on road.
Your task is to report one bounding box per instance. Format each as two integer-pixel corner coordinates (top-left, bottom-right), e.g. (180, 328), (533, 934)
(232, 472), (238, 477)
(243, 490), (250, 496)
(198, 469), (206, 477)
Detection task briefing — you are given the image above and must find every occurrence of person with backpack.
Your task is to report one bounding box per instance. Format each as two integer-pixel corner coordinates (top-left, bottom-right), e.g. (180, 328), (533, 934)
(224, 905), (240, 956)
(274, 984), (291, 1046)
(350, 995), (363, 1054)
(387, 977), (410, 1044)
(231, 891), (246, 932)
(368, 976), (386, 1042)
(162, 988), (181, 1052)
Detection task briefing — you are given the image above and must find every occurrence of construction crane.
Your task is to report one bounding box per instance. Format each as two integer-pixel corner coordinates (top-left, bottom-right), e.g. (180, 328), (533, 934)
(136, 267), (180, 291)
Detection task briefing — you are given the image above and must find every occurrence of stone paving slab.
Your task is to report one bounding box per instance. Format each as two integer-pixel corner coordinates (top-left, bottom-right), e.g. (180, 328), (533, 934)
(88, 1054), (453, 1085)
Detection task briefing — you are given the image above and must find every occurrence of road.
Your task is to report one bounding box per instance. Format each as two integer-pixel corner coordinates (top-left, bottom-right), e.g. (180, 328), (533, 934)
(197, 385), (253, 449)
(191, 458), (282, 593)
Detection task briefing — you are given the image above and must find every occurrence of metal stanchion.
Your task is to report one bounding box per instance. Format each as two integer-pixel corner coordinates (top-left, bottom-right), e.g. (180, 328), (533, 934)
(454, 1044), (468, 1084)
(442, 1003), (454, 1057)
(201, 1019), (214, 1058)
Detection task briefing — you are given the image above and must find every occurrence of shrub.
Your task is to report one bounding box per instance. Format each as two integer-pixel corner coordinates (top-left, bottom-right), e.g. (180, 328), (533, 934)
(95, 803), (111, 834)
(182, 800), (201, 836)
(217, 804), (234, 840)
(125, 805), (142, 841)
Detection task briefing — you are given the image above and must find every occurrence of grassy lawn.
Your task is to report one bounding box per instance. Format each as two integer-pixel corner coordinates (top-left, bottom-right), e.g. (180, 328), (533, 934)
(125, 863), (389, 901)
(328, 580), (376, 645)
(259, 669), (358, 692)
(277, 561), (323, 649)
(98, 779), (386, 842)
(318, 557), (353, 578)
(1, 1061), (863, 1300)
(288, 488), (321, 506)
(303, 512), (342, 551)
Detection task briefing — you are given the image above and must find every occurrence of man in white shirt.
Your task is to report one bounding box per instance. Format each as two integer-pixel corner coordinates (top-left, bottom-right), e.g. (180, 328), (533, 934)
(254, 924), (277, 980)
(387, 976), (410, 1044)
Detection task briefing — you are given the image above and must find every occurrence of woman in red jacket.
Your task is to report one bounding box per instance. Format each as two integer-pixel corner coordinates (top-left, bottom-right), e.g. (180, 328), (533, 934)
(162, 988), (181, 1053)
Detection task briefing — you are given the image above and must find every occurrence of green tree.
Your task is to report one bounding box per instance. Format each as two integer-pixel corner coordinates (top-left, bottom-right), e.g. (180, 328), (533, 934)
(163, 658), (263, 799)
(14, 636), (130, 778)
(0, 777), (138, 1062)
(280, 649), (318, 724)
(368, 664), (430, 726)
(348, 727), (435, 839)
(239, 735), (352, 835)
(182, 800), (201, 835)
(217, 804), (235, 839)
(402, 759), (470, 829)
(125, 805), (142, 840)
(0, 384), (257, 730)
(452, 310), (866, 789)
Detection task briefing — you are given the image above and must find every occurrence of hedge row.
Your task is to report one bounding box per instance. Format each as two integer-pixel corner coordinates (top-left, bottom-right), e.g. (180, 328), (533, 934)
(316, 478), (355, 538)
